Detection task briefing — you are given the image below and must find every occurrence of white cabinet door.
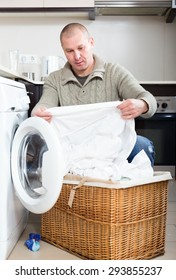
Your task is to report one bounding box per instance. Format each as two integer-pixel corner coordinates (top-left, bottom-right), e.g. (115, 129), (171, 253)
(0, 0), (43, 8)
(44, 0), (94, 8)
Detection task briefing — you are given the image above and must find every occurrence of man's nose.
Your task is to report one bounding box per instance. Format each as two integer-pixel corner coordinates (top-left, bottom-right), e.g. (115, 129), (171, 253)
(74, 51), (81, 60)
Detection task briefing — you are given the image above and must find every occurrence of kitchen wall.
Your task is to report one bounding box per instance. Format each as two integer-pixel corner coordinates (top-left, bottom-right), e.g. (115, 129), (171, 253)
(0, 14), (176, 81)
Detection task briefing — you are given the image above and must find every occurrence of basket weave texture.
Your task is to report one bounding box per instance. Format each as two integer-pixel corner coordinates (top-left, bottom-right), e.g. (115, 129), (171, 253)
(41, 177), (168, 260)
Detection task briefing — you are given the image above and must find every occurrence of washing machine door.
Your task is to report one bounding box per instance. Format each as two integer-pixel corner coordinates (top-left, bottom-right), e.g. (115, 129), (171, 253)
(11, 117), (65, 214)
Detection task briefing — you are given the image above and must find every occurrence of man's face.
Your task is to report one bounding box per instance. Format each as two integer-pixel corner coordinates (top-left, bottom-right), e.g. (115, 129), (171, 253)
(61, 29), (94, 76)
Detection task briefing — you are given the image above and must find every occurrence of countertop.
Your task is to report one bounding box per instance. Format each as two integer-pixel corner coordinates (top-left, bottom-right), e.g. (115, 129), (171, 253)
(0, 64), (44, 85)
(0, 64), (176, 85)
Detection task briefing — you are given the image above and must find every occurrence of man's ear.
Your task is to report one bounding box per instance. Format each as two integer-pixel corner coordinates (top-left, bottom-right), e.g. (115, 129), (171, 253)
(89, 36), (94, 47)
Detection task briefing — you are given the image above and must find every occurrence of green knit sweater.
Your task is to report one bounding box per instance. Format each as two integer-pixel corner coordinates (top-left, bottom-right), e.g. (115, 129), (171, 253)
(32, 55), (157, 118)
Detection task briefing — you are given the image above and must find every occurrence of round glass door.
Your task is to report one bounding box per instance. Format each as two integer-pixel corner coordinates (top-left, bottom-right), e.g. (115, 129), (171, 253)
(11, 117), (65, 213)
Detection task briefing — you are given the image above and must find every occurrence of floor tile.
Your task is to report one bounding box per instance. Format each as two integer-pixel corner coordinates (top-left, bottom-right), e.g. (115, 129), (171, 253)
(168, 180), (176, 202)
(168, 202), (176, 212)
(166, 211), (176, 225)
(166, 224), (176, 242)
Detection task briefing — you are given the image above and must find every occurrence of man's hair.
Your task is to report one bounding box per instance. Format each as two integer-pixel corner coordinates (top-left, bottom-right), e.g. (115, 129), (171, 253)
(60, 23), (90, 44)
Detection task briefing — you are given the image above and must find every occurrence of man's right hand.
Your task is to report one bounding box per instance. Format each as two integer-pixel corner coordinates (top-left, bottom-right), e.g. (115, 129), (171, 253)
(31, 107), (52, 122)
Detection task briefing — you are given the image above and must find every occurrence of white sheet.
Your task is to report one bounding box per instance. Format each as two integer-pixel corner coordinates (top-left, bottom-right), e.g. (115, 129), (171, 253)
(47, 101), (154, 181)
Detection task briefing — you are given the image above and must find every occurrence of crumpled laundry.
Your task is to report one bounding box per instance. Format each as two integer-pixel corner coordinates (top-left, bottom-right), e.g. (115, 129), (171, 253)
(47, 101), (153, 181)
(24, 233), (41, 252)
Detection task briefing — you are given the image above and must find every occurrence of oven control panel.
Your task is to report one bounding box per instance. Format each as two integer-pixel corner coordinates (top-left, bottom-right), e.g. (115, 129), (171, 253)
(155, 96), (176, 113)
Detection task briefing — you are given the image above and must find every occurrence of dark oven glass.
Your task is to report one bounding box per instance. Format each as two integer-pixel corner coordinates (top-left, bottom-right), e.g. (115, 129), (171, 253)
(135, 113), (176, 166)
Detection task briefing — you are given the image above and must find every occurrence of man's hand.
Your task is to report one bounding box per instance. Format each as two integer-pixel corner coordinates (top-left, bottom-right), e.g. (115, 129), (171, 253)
(117, 99), (148, 119)
(31, 107), (52, 122)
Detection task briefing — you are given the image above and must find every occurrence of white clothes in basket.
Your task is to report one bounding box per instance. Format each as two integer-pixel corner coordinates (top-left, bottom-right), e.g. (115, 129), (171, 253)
(48, 101), (153, 181)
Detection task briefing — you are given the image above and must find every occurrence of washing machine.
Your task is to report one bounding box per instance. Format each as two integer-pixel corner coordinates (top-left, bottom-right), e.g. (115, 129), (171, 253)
(0, 76), (65, 259)
(0, 76), (30, 259)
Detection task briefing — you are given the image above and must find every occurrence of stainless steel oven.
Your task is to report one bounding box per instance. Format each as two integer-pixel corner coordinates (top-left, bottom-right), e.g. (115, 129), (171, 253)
(135, 96), (176, 178)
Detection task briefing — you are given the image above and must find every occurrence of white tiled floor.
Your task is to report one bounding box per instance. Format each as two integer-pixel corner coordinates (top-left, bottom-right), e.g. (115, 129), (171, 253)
(8, 179), (176, 260)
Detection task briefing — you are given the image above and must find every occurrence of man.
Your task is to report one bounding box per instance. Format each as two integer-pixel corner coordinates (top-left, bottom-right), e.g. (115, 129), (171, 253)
(32, 22), (157, 165)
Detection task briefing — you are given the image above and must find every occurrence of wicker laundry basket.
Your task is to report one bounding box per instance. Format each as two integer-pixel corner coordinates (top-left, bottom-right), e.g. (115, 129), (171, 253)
(41, 172), (171, 260)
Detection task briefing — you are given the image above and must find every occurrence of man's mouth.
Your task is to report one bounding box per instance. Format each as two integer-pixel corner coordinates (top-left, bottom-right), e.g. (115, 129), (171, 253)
(75, 61), (84, 66)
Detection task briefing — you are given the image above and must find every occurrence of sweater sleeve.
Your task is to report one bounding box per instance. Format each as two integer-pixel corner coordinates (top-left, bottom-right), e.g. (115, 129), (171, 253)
(112, 64), (157, 118)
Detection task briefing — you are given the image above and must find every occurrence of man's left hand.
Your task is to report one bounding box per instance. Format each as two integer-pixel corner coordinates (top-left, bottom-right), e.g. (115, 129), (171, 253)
(117, 99), (148, 119)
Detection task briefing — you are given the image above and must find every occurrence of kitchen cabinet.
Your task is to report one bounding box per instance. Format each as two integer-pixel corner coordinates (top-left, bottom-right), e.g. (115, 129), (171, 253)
(43, 0), (95, 20)
(0, 0), (43, 8)
(43, 0), (94, 8)
(0, 0), (94, 8)
(0, 0), (94, 19)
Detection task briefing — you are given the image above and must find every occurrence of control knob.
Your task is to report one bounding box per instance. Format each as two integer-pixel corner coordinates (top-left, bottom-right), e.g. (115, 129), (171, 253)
(162, 102), (168, 109)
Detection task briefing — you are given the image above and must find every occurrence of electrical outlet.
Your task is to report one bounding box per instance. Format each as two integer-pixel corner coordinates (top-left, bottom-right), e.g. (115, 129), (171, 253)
(19, 55), (38, 64)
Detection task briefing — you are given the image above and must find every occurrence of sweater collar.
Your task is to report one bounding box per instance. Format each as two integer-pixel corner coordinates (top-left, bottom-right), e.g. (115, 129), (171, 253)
(61, 54), (105, 85)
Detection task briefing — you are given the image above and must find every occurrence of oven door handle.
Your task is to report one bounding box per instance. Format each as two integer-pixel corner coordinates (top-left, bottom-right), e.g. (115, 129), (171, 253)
(136, 113), (176, 121)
